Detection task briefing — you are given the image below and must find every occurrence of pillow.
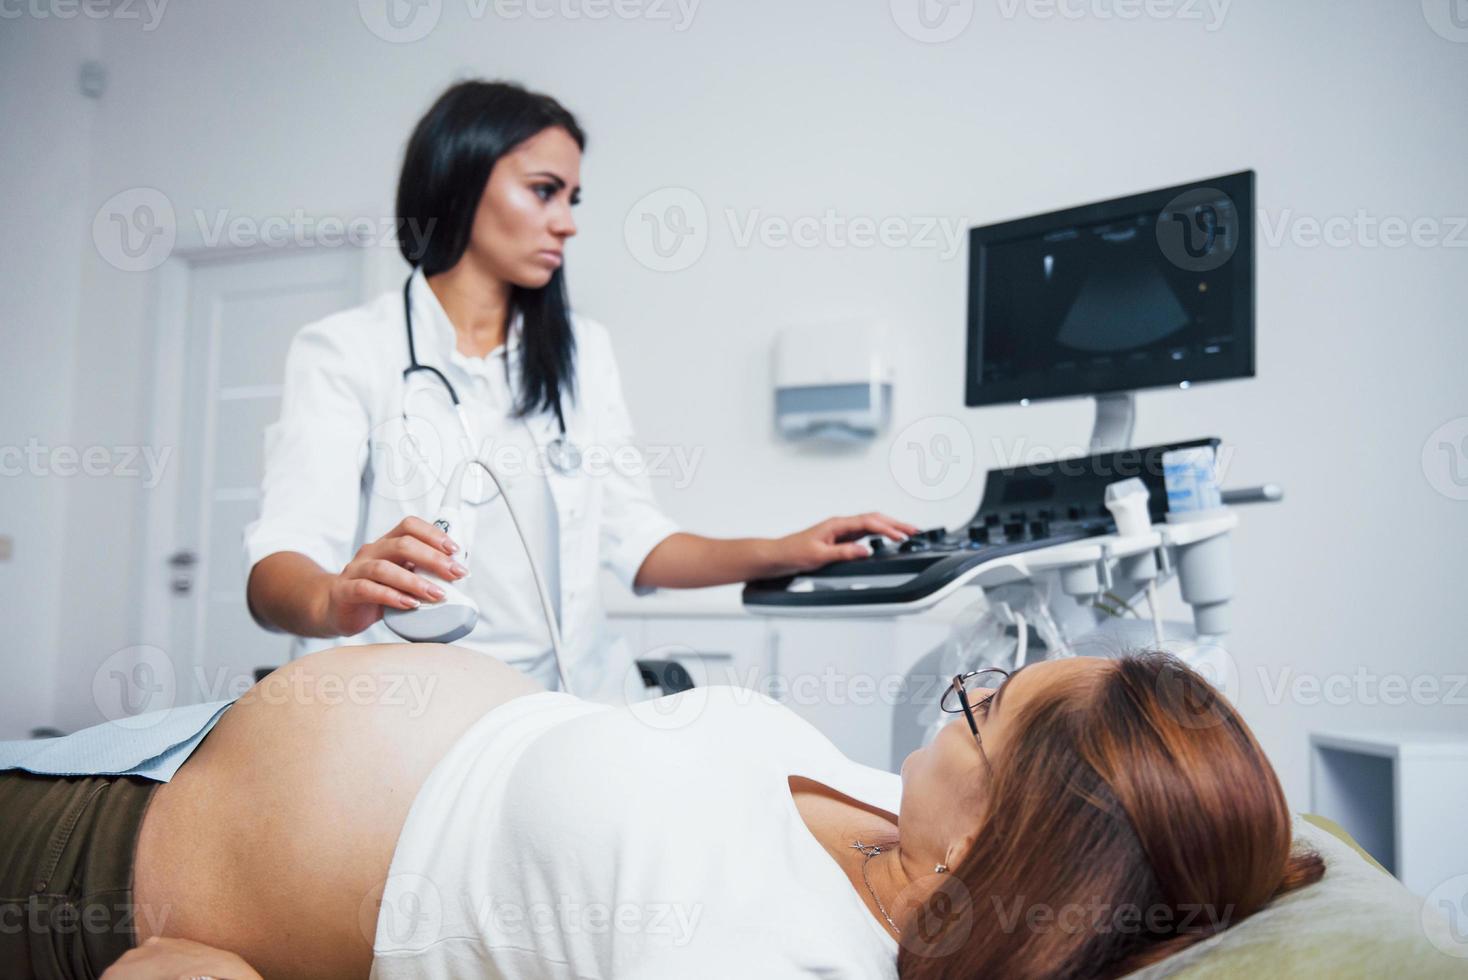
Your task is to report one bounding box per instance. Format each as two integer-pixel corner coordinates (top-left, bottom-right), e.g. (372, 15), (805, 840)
(1124, 815), (1467, 979)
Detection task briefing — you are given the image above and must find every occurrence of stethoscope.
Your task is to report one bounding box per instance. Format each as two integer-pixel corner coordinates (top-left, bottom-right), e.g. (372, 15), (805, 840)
(399, 275), (583, 499)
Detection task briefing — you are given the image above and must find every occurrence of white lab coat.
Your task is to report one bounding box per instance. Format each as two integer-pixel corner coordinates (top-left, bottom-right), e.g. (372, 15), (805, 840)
(243, 269), (680, 702)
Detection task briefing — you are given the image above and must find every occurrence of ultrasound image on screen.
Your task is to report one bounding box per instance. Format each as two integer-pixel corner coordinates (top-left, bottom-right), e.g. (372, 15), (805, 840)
(974, 198), (1244, 401)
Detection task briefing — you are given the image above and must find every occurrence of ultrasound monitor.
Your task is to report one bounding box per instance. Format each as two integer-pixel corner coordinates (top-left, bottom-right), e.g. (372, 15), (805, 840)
(965, 171), (1255, 450)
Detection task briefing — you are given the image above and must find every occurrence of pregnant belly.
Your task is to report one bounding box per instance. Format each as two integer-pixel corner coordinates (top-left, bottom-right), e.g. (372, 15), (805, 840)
(132, 643), (545, 980)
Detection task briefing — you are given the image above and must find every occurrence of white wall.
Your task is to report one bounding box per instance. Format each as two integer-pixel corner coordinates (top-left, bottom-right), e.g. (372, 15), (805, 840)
(4, 0), (1466, 806)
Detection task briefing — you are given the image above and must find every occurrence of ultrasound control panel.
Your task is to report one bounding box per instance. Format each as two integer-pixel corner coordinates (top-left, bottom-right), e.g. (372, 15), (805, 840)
(742, 438), (1219, 611)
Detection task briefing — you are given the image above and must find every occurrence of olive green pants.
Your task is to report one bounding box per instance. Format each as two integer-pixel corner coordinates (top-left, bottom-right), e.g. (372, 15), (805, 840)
(0, 771), (158, 979)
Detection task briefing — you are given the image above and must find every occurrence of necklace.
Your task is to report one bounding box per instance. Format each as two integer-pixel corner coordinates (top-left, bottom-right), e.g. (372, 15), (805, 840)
(851, 840), (901, 936)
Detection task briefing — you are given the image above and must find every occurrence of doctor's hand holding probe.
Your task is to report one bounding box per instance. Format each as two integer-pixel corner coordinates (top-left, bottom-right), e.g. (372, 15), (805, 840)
(243, 79), (918, 696)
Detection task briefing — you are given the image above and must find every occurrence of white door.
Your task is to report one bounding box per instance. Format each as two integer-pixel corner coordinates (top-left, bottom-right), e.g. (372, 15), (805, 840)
(156, 247), (366, 702)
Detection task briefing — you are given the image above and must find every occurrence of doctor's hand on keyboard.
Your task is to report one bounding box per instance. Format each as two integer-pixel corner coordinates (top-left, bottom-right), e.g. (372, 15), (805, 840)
(771, 512), (920, 576)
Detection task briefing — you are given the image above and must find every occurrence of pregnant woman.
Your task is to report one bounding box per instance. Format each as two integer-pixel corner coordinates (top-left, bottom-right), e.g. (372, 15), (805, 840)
(0, 648), (1321, 979)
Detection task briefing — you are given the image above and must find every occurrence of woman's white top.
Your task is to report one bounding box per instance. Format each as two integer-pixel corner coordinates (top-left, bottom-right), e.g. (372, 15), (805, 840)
(243, 270), (679, 696)
(370, 686), (902, 979)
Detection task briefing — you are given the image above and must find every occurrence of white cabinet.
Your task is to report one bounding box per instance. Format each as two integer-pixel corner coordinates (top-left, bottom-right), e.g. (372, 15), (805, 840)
(766, 618), (898, 771)
(1310, 731), (1468, 899)
(765, 617), (954, 771)
(642, 617), (770, 691)
(604, 610), (958, 772)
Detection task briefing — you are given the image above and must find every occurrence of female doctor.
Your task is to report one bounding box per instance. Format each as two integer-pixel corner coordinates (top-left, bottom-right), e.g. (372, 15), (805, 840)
(245, 79), (918, 699)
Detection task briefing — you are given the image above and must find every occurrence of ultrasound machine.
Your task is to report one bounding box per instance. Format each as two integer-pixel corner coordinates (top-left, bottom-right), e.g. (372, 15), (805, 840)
(743, 171), (1272, 670)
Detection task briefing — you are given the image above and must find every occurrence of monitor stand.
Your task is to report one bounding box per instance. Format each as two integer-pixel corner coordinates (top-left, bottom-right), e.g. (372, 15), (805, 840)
(1089, 391), (1136, 453)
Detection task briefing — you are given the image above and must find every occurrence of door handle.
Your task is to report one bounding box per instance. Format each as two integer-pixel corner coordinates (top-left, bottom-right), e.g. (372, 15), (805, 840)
(168, 549), (198, 595)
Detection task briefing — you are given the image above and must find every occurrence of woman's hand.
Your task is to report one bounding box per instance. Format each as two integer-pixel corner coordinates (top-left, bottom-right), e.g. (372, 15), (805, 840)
(322, 516), (470, 637)
(100, 936), (262, 980)
(772, 512), (920, 575)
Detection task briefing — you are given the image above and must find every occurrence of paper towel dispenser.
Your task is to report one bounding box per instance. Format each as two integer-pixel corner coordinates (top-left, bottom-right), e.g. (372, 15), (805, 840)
(773, 322), (893, 442)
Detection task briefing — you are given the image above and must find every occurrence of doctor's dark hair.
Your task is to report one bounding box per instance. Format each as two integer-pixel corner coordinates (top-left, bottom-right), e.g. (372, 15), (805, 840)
(396, 79), (586, 419)
(897, 652), (1323, 980)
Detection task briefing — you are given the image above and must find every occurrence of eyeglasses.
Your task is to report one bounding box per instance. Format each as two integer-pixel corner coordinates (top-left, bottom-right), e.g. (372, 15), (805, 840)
(941, 667), (1010, 762)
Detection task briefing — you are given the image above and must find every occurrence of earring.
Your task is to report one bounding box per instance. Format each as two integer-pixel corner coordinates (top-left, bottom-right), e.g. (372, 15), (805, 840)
(934, 863), (948, 874)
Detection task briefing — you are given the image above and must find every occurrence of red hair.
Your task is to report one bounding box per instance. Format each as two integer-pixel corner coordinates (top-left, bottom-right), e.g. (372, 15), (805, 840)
(896, 652), (1323, 979)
